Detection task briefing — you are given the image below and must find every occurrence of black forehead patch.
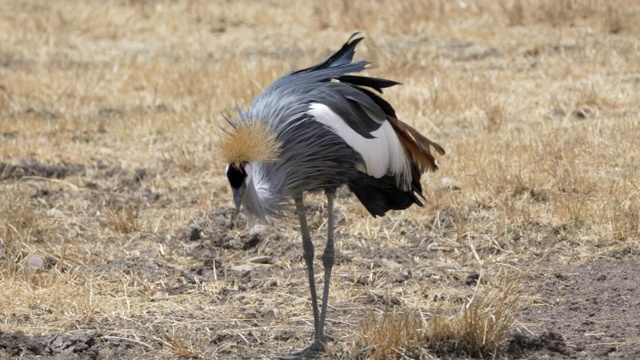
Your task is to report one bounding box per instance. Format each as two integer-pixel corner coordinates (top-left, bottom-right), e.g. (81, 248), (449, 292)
(226, 164), (246, 188)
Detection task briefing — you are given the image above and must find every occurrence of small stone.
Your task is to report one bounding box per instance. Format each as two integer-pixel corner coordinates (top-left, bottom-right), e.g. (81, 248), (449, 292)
(95, 160), (108, 169)
(402, 269), (412, 279)
(26, 254), (44, 270)
(230, 264), (255, 272)
(189, 228), (201, 241)
(151, 291), (168, 300)
(134, 168), (147, 182)
(436, 178), (461, 193)
(249, 224), (267, 235)
(241, 234), (261, 249)
(381, 259), (402, 268)
(441, 177), (456, 185)
(553, 106), (566, 117)
(47, 208), (64, 218)
(248, 256), (272, 264)
(465, 271), (480, 286)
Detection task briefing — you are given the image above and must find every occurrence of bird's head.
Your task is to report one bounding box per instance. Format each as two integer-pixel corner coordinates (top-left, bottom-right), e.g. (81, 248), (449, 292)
(225, 162), (252, 211)
(218, 119), (281, 212)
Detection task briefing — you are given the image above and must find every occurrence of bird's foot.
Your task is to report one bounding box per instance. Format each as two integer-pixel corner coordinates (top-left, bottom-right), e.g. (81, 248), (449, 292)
(276, 339), (324, 359)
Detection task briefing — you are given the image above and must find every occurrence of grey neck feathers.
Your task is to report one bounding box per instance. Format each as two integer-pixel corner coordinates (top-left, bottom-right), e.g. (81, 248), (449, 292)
(241, 165), (286, 222)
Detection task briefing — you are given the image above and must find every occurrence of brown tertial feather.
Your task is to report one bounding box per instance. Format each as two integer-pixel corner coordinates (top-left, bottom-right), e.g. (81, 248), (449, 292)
(387, 116), (445, 175)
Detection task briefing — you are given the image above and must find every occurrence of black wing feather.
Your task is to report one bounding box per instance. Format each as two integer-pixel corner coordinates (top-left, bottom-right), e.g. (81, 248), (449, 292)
(351, 86), (398, 118)
(294, 32), (364, 74)
(337, 75), (400, 93)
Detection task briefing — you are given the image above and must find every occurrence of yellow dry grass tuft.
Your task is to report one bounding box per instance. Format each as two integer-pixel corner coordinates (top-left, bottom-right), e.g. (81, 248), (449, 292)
(162, 333), (201, 359)
(104, 204), (142, 234)
(428, 277), (524, 358)
(354, 273), (524, 359)
(356, 308), (428, 360)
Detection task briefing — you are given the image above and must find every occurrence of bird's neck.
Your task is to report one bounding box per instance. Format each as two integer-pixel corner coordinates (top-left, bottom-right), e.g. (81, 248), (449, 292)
(242, 170), (283, 221)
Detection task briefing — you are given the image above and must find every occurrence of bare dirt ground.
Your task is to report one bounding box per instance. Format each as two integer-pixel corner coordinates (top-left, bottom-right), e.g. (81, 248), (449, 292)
(1, 1), (640, 359)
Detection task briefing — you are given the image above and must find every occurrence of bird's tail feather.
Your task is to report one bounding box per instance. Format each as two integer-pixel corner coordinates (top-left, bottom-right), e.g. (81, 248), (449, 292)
(311, 32), (363, 70)
(337, 75), (400, 93)
(387, 116), (445, 173)
(348, 174), (423, 217)
(293, 33), (367, 76)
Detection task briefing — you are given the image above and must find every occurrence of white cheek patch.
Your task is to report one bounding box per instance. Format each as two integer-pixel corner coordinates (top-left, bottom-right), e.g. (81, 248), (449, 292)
(244, 163), (253, 184)
(307, 103), (411, 189)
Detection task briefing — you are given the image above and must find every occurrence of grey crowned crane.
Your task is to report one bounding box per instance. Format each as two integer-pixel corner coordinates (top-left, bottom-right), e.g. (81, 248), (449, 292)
(219, 33), (445, 358)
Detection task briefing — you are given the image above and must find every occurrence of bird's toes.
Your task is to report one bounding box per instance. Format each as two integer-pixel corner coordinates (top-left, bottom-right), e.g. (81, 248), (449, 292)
(276, 340), (325, 359)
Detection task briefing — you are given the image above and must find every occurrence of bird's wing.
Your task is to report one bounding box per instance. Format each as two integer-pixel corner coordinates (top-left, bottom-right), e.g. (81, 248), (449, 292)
(249, 34), (397, 136)
(307, 101), (411, 186)
(310, 84), (388, 137)
(246, 34), (444, 189)
(261, 34), (370, 96)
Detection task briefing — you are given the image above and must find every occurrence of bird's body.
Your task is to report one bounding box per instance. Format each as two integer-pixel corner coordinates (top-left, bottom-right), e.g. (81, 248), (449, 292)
(220, 34), (444, 358)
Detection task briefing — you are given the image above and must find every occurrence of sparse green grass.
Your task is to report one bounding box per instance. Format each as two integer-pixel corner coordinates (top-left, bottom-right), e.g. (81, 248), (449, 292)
(1, 0), (640, 358)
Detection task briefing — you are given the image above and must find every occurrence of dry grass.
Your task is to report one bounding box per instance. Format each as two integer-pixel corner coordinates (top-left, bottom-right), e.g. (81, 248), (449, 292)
(428, 276), (524, 358)
(354, 273), (524, 359)
(1, 0), (640, 359)
(356, 309), (429, 360)
(162, 333), (202, 359)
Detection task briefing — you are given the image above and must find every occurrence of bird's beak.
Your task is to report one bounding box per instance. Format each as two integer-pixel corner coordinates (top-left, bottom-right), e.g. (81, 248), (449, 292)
(232, 183), (246, 213)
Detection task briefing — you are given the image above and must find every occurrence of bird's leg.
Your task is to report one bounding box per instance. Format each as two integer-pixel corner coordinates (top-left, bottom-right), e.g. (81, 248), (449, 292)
(317, 188), (336, 344)
(277, 195), (324, 359)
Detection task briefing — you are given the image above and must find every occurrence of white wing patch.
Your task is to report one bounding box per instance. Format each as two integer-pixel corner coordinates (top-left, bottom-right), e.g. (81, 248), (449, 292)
(308, 103), (412, 191)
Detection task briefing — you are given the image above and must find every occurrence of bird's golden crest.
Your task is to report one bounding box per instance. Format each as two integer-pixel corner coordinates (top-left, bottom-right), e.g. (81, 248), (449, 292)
(218, 120), (281, 166)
